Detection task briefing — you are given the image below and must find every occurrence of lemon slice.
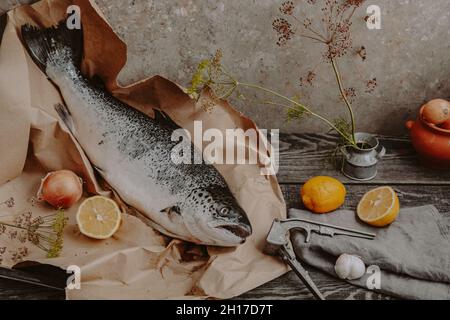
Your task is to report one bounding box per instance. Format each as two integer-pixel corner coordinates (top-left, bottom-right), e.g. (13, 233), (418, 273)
(357, 186), (400, 227)
(76, 196), (121, 239)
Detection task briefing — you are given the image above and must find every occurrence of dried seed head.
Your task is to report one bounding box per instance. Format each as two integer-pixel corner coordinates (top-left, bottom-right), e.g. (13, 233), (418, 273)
(356, 46), (367, 61)
(343, 87), (357, 102)
(279, 1), (295, 15)
(365, 78), (377, 93)
(1, 197), (15, 208)
(300, 71), (317, 87)
(272, 18), (295, 46)
(0, 210), (67, 258)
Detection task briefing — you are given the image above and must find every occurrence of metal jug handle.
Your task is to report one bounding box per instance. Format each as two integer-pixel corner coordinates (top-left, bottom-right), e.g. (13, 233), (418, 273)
(376, 144), (386, 159)
(340, 145), (351, 160)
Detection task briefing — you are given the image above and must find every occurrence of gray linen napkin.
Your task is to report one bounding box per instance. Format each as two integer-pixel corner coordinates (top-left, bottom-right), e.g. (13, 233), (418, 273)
(289, 205), (450, 300)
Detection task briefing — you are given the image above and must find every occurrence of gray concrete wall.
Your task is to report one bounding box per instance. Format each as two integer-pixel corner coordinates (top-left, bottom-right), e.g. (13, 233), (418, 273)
(94, 0), (450, 135)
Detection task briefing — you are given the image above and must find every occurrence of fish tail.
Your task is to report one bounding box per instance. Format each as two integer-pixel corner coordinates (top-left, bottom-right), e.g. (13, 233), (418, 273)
(21, 20), (83, 74)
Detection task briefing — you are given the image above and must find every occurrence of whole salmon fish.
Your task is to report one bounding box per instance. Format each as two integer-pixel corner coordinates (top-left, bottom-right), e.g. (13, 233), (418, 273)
(21, 21), (252, 246)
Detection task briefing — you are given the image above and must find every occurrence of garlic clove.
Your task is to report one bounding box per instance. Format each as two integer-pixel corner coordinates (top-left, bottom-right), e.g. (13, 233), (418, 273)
(334, 254), (352, 279)
(347, 256), (366, 280)
(334, 254), (366, 280)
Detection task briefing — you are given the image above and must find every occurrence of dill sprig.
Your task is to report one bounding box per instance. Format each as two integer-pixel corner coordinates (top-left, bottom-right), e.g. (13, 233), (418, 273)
(0, 210), (67, 258)
(188, 50), (357, 147)
(188, 49), (237, 101)
(332, 117), (353, 145)
(272, 0), (378, 145)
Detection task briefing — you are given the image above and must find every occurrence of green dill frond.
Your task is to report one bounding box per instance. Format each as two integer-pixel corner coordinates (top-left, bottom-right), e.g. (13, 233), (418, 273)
(286, 95), (310, 122)
(332, 117), (353, 144)
(188, 49), (238, 102)
(52, 209), (67, 235)
(286, 105), (309, 122)
(45, 236), (64, 258)
(0, 210), (68, 259)
(187, 59), (211, 99)
(46, 209), (67, 258)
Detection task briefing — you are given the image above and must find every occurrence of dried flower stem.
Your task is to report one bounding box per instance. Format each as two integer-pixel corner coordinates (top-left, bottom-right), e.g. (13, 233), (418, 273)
(236, 81), (356, 146)
(270, 0), (371, 146)
(331, 58), (356, 143)
(0, 210), (67, 258)
(188, 50), (357, 146)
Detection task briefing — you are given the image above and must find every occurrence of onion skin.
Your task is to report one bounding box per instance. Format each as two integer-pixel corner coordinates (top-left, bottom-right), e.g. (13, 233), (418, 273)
(422, 99), (450, 125)
(40, 170), (83, 209)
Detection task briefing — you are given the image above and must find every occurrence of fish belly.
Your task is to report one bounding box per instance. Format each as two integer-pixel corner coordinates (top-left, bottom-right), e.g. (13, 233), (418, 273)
(55, 76), (193, 238)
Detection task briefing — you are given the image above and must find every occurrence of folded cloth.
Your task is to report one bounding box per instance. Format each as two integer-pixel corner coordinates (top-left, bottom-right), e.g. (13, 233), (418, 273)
(289, 205), (450, 300)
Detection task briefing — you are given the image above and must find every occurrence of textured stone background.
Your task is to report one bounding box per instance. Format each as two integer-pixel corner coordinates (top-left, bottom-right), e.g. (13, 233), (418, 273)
(93, 0), (450, 135)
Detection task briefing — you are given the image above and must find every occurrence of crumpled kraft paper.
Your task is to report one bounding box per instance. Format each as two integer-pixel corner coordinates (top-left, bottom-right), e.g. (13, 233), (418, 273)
(0, 1), (37, 16)
(0, 0), (288, 299)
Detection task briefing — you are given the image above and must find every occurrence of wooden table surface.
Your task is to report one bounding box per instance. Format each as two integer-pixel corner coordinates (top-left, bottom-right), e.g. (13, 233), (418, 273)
(1, 133), (449, 300)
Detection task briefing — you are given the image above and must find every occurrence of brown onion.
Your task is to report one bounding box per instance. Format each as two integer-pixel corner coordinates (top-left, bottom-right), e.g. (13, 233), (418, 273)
(39, 170), (83, 209)
(422, 99), (450, 125)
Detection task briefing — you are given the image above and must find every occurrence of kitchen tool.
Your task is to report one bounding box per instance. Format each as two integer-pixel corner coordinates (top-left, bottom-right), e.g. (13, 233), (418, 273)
(264, 218), (376, 300)
(406, 104), (450, 169)
(0, 266), (66, 291)
(341, 132), (386, 181)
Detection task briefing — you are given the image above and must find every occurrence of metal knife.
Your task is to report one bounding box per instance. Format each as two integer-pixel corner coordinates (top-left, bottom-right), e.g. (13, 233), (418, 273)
(0, 266), (65, 291)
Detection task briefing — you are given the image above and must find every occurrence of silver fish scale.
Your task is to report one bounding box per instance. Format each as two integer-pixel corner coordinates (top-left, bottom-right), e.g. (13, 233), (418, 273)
(69, 70), (228, 198)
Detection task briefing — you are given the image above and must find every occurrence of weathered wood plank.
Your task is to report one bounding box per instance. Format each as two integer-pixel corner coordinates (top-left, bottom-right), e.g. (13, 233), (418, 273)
(238, 267), (391, 300)
(277, 133), (450, 185)
(281, 184), (450, 214)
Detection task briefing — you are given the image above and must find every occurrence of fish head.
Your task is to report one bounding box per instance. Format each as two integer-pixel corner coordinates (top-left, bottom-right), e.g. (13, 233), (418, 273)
(182, 186), (252, 246)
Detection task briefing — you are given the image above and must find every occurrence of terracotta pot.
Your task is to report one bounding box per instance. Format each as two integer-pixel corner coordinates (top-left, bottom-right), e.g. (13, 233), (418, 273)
(406, 105), (450, 169)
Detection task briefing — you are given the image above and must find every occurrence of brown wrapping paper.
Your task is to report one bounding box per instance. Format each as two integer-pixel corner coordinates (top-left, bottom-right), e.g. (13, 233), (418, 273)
(0, 0), (288, 299)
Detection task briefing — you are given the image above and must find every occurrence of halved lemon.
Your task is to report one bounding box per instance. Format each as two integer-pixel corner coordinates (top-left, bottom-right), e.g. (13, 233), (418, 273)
(357, 186), (400, 227)
(76, 196), (121, 239)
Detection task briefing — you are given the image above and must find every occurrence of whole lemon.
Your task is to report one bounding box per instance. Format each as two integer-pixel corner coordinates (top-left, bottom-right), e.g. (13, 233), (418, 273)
(301, 176), (346, 213)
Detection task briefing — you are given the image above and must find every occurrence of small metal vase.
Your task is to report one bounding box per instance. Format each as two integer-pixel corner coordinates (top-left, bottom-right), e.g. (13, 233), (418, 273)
(341, 132), (386, 181)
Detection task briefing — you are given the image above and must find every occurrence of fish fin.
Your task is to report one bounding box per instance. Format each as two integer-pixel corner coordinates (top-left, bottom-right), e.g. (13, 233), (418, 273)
(160, 206), (181, 216)
(130, 207), (185, 240)
(153, 109), (181, 130)
(21, 20), (83, 73)
(90, 74), (106, 90)
(92, 165), (107, 178)
(54, 103), (77, 136)
(147, 220), (186, 240)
